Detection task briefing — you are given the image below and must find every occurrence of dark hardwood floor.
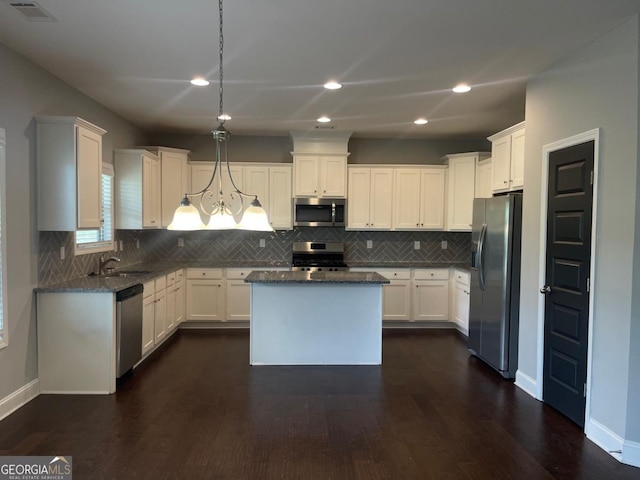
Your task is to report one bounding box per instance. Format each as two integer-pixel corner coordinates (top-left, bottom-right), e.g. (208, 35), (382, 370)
(1, 330), (639, 479)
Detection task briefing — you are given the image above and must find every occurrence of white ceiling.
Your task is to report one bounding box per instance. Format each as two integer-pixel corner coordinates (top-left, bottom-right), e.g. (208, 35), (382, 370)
(2, 0), (640, 139)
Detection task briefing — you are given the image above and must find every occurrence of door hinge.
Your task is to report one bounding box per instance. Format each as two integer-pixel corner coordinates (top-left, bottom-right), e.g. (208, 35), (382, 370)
(584, 383), (587, 397)
(586, 277), (590, 293)
(590, 171), (594, 185)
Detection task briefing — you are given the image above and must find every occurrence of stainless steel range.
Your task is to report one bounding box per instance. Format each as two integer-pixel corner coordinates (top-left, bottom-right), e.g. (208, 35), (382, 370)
(291, 242), (348, 272)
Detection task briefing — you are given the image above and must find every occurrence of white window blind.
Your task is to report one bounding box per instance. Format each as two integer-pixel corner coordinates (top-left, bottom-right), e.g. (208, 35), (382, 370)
(75, 167), (114, 254)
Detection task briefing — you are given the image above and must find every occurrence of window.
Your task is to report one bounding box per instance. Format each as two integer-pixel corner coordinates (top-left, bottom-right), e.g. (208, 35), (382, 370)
(75, 163), (115, 255)
(0, 128), (7, 348)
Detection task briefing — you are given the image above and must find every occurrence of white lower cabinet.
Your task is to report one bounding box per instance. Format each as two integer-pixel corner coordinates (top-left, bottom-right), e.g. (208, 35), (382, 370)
(142, 280), (156, 356)
(185, 269), (225, 321)
(175, 269), (184, 324)
(452, 269), (471, 335)
(412, 269), (450, 321)
(154, 276), (167, 344)
(350, 268), (411, 321)
(166, 271), (176, 332)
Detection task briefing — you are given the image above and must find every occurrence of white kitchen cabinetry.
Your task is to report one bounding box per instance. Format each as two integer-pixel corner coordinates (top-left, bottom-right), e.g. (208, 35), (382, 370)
(165, 271), (176, 333)
(114, 149), (161, 229)
(452, 269), (471, 335)
(393, 167), (446, 230)
(442, 152), (490, 231)
(347, 167), (393, 229)
(475, 158), (493, 198)
(140, 147), (190, 228)
(225, 268), (252, 321)
(189, 163), (244, 224)
(142, 280), (156, 356)
(293, 155), (347, 197)
(245, 165), (293, 230)
(154, 276), (167, 344)
(350, 268), (411, 320)
(412, 269), (450, 321)
(175, 269), (184, 324)
(36, 116), (106, 231)
(488, 122), (525, 193)
(185, 268), (226, 321)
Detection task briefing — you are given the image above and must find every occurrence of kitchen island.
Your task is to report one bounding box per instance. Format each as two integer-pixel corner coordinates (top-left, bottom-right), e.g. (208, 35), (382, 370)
(245, 270), (389, 365)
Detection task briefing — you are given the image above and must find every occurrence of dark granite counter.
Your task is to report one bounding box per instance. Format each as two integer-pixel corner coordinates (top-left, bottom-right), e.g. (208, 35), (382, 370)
(347, 261), (471, 270)
(245, 270), (389, 284)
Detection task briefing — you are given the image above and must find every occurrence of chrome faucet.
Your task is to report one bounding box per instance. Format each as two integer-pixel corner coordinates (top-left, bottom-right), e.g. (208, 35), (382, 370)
(99, 255), (121, 275)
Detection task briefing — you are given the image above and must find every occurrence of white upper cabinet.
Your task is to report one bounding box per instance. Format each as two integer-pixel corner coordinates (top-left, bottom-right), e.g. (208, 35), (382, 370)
(392, 167), (446, 230)
(189, 162), (292, 229)
(442, 152), (489, 231)
(347, 167), (393, 230)
(139, 147), (190, 228)
(114, 149), (161, 229)
(36, 116), (106, 231)
(290, 130), (351, 198)
(293, 154), (347, 197)
(488, 122), (525, 193)
(475, 158), (493, 198)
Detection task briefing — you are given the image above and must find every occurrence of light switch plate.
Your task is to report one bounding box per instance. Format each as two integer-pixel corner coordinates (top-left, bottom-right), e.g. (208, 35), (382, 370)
(414, 241), (420, 250)
(441, 240), (448, 250)
(60, 246), (65, 260)
(136, 239), (140, 249)
(178, 238), (185, 247)
(259, 239), (265, 248)
(119, 240), (124, 251)
(366, 240), (373, 249)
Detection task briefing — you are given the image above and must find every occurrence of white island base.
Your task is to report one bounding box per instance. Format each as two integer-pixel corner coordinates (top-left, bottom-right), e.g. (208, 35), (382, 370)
(249, 282), (383, 365)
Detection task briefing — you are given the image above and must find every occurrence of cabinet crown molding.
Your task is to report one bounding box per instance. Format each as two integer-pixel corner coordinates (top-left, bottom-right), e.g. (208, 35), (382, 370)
(440, 152), (490, 163)
(137, 146), (192, 156)
(290, 130), (352, 155)
(35, 116), (107, 136)
(487, 121), (525, 141)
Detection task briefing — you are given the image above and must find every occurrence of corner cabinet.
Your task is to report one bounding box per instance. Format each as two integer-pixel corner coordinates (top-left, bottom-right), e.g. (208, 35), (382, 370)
(347, 167), (394, 230)
(488, 122), (525, 193)
(452, 269), (471, 335)
(474, 158), (493, 198)
(36, 116), (106, 231)
(114, 149), (161, 229)
(442, 152), (490, 231)
(185, 268), (226, 321)
(293, 154), (347, 197)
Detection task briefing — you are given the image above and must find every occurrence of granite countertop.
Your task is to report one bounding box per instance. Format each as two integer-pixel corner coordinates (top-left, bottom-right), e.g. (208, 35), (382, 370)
(35, 260), (469, 293)
(245, 270), (390, 285)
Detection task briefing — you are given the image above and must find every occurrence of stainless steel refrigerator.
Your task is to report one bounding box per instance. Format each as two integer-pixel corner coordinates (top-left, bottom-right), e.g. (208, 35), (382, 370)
(468, 194), (522, 379)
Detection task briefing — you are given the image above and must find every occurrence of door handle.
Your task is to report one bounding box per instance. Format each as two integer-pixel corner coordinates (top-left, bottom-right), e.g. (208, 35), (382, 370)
(540, 285), (552, 294)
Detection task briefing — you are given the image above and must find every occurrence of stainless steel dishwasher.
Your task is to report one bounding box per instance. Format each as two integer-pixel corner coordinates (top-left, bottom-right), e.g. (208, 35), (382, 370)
(116, 284), (144, 378)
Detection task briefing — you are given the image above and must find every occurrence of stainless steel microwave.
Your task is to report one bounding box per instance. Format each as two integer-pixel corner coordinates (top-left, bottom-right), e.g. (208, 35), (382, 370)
(293, 198), (346, 227)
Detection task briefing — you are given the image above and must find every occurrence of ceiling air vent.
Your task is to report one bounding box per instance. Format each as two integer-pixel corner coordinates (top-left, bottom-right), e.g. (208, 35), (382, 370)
(5, 1), (57, 22)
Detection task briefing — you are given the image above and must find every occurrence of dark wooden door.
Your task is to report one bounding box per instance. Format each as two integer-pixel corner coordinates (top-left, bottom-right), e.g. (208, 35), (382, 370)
(542, 140), (594, 427)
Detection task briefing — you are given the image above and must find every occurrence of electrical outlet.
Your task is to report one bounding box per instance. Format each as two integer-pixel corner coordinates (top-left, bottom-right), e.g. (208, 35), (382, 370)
(60, 246), (65, 260)
(366, 240), (373, 249)
(441, 240), (448, 250)
(178, 238), (185, 247)
(136, 239), (140, 249)
(414, 241), (420, 250)
(119, 240), (124, 251)
(114, 242), (118, 252)
(259, 239), (266, 248)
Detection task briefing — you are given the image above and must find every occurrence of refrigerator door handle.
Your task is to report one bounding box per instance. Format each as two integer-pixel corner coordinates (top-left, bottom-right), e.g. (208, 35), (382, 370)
(478, 223), (487, 291)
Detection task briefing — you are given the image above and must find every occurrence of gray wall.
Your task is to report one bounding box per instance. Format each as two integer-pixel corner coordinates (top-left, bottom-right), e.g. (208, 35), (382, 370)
(146, 132), (490, 165)
(521, 16), (639, 441)
(0, 42), (146, 401)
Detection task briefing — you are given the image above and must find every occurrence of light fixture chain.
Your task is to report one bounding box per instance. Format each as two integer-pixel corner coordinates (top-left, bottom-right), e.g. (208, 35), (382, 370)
(218, 0), (224, 123)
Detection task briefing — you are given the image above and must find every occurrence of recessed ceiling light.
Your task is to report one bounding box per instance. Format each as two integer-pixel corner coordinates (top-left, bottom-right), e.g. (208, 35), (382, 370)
(218, 114), (232, 121)
(317, 116), (331, 123)
(453, 84), (471, 93)
(324, 81), (342, 90)
(414, 118), (428, 125)
(191, 78), (210, 86)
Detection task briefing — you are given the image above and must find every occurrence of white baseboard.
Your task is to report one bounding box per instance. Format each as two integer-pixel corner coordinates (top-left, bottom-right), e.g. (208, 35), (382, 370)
(586, 417), (624, 462)
(622, 439), (640, 468)
(0, 379), (40, 421)
(515, 370), (539, 399)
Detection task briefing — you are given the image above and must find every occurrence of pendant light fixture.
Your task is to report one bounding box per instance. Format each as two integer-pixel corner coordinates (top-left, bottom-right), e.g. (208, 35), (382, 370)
(168, 0), (272, 232)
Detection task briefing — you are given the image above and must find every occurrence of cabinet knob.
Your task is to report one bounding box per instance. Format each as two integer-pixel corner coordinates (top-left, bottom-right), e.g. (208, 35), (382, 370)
(430, 273), (434, 277)
(202, 272), (206, 276)
(394, 273), (397, 276)
(421, 223), (424, 226)
(503, 180), (508, 184)
(416, 223), (419, 226)
(314, 190), (317, 193)
(323, 190), (326, 193)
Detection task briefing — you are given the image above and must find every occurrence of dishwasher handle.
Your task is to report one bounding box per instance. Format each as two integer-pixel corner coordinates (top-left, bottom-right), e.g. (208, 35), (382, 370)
(116, 284), (144, 302)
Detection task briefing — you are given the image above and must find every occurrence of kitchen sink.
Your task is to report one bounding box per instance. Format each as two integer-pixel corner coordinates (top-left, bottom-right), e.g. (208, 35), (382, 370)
(103, 270), (153, 278)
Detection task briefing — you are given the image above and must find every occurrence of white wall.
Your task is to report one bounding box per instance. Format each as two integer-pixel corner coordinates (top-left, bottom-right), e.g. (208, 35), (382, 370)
(520, 16), (639, 440)
(0, 42), (146, 403)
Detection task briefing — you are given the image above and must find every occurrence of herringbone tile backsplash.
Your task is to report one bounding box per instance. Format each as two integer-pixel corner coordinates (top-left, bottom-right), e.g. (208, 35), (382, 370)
(39, 229), (470, 286)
